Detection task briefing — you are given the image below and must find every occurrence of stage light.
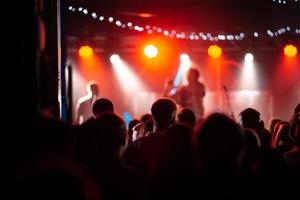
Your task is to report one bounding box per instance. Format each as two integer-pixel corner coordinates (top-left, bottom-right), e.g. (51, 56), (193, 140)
(110, 54), (120, 63)
(171, 54), (192, 94)
(79, 45), (93, 59)
(208, 45), (222, 59)
(110, 55), (145, 95)
(144, 44), (158, 58)
(245, 53), (254, 63)
(92, 13), (97, 18)
(284, 44), (297, 57)
(180, 53), (190, 63)
(240, 52), (257, 90)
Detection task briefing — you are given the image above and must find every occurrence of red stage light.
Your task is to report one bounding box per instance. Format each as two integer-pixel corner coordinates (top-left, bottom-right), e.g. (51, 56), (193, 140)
(208, 45), (222, 59)
(284, 44), (297, 58)
(79, 45), (93, 59)
(144, 44), (158, 58)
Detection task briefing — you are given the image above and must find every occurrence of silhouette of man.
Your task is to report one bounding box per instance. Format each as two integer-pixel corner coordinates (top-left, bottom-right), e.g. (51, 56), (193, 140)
(163, 68), (206, 120)
(75, 81), (99, 124)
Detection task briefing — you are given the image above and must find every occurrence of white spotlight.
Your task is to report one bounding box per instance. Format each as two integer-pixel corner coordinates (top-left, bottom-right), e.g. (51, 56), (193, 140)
(110, 54), (120, 63)
(180, 54), (190, 63)
(110, 55), (146, 95)
(245, 53), (254, 63)
(240, 53), (257, 90)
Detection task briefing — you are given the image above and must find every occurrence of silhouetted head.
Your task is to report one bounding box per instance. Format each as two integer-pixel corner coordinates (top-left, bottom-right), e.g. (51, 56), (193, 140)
(177, 108), (196, 127)
(93, 113), (127, 154)
(151, 98), (177, 131)
(239, 108), (260, 129)
(196, 113), (243, 170)
(92, 98), (114, 116)
(86, 81), (99, 96)
(187, 68), (200, 83)
(140, 113), (151, 122)
(128, 119), (140, 143)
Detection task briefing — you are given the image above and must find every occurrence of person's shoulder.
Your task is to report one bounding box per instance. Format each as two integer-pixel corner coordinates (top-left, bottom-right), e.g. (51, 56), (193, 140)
(197, 81), (205, 87)
(77, 95), (91, 105)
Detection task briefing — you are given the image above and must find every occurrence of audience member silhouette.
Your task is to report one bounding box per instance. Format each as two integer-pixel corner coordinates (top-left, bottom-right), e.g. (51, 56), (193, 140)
(74, 98), (114, 165)
(177, 107), (196, 127)
(123, 98), (177, 176)
(195, 113), (244, 199)
(152, 123), (197, 199)
(239, 108), (271, 150)
(127, 119), (140, 144)
(91, 112), (147, 200)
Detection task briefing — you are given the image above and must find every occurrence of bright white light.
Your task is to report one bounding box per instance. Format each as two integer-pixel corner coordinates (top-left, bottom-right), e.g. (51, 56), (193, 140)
(78, 7), (83, 11)
(83, 9), (88, 14)
(180, 54), (190, 63)
(245, 53), (254, 63)
(189, 35), (194, 40)
(163, 30), (169, 36)
(110, 55), (146, 95)
(175, 54), (192, 86)
(157, 28), (162, 33)
(254, 32), (259, 37)
(116, 20), (122, 26)
(110, 54), (120, 63)
(240, 53), (257, 90)
(127, 22), (132, 27)
(227, 35), (234, 40)
(92, 12), (97, 18)
(68, 6), (73, 10)
(218, 35), (226, 40)
(144, 45), (158, 58)
(99, 16), (104, 21)
(108, 17), (114, 22)
(134, 26), (139, 30)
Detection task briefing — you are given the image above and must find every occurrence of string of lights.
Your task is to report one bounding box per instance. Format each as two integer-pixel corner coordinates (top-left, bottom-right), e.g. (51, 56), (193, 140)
(272, 0), (300, 5)
(68, 5), (300, 42)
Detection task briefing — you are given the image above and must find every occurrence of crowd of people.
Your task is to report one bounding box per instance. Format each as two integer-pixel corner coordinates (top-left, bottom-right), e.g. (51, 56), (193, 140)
(11, 93), (300, 200)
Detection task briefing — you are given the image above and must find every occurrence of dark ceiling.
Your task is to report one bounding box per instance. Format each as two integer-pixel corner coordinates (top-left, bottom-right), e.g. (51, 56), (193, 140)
(64, 0), (300, 52)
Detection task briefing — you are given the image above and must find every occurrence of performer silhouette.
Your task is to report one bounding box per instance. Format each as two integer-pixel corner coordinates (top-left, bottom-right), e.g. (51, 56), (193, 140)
(163, 68), (206, 120)
(75, 81), (99, 124)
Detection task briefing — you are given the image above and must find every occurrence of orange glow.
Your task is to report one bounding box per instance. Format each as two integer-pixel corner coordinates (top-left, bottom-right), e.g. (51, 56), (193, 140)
(144, 44), (158, 58)
(284, 44), (297, 58)
(208, 45), (222, 59)
(79, 45), (93, 59)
